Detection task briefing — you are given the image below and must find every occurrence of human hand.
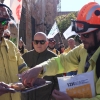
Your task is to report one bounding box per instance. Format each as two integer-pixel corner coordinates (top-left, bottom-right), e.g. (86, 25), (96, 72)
(19, 65), (43, 87)
(52, 89), (73, 100)
(0, 82), (15, 96)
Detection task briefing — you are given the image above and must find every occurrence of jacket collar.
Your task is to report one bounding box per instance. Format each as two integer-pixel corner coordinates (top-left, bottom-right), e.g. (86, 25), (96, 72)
(89, 47), (100, 64)
(1, 38), (9, 52)
(34, 49), (48, 56)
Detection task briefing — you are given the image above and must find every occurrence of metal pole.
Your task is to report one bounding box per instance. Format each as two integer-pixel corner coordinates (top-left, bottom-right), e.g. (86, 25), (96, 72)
(17, 23), (19, 48)
(59, 32), (65, 46)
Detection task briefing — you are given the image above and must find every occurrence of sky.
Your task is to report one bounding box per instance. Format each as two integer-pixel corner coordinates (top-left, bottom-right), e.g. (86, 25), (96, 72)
(61, 0), (100, 11)
(4, 0), (10, 7)
(3, 0), (100, 11)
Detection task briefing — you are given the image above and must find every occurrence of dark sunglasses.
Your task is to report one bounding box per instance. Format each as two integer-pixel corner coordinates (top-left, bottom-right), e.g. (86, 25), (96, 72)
(33, 40), (46, 45)
(49, 41), (55, 44)
(79, 32), (93, 38)
(0, 21), (8, 26)
(4, 35), (10, 39)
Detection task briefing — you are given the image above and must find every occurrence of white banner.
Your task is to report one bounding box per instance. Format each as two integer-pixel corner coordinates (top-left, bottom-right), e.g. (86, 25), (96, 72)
(63, 25), (77, 39)
(10, 0), (23, 23)
(47, 22), (59, 38)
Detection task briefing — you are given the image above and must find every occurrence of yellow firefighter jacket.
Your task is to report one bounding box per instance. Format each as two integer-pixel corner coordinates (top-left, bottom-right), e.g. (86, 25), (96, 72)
(0, 38), (28, 100)
(41, 44), (100, 100)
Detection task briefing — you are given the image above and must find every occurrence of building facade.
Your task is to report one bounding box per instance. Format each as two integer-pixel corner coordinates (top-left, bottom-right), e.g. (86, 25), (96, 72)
(9, 0), (59, 50)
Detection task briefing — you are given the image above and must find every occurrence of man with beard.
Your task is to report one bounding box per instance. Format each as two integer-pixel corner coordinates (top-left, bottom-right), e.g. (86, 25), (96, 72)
(21, 2), (100, 100)
(48, 38), (60, 55)
(0, 3), (28, 100)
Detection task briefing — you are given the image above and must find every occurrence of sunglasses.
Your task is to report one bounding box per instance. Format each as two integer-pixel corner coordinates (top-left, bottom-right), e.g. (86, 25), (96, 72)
(79, 32), (92, 38)
(49, 41), (55, 44)
(4, 35), (10, 39)
(0, 21), (8, 26)
(33, 40), (46, 45)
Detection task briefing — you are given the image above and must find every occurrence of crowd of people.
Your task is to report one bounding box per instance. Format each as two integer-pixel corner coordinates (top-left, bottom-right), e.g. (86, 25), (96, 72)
(0, 1), (100, 100)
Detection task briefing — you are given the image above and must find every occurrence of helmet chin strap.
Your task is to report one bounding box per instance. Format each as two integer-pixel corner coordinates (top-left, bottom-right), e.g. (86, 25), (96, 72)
(87, 29), (100, 54)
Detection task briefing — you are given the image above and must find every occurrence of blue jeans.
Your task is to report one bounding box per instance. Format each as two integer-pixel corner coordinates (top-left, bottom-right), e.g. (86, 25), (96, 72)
(67, 71), (77, 76)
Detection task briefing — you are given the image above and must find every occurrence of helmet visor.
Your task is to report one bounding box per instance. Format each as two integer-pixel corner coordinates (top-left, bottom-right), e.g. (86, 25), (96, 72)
(71, 19), (100, 34)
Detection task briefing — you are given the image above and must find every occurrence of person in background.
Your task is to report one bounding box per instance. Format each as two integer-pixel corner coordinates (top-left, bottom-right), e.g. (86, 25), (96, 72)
(57, 42), (63, 53)
(0, 3), (29, 100)
(18, 37), (28, 55)
(22, 32), (62, 100)
(64, 38), (76, 53)
(64, 38), (77, 76)
(20, 2), (100, 100)
(59, 44), (65, 54)
(48, 38), (60, 55)
(3, 29), (11, 39)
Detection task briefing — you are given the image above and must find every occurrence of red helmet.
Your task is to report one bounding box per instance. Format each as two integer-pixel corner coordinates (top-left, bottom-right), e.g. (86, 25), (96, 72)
(71, 2), (100, 34)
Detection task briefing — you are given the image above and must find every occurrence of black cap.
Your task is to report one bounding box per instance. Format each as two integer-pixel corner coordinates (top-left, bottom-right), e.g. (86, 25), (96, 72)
(48, 38), (56, 42)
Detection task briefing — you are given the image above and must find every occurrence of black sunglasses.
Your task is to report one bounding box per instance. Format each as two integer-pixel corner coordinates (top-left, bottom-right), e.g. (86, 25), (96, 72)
(33, 40), (46, 45)
(79, 34), (90, 38)
(49, 41), (55, 44)
(79, 29), (99, 38)
(79, 31), (92, 38)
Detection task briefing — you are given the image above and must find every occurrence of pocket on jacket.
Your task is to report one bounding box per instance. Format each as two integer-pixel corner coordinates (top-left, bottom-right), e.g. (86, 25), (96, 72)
(8, 55), (17, 61)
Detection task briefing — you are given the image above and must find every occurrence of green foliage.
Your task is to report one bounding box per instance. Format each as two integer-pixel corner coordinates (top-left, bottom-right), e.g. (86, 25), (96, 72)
(10, 37), (17, 45)
(56, 12), (82, 43)
(56, 12), (78, 34)
(72, 12), (78, 17)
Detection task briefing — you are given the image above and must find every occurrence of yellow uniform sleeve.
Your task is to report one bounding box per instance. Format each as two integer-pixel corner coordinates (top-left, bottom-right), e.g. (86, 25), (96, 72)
(14, 45), (29, 73)
(40, 45), (84, 76)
